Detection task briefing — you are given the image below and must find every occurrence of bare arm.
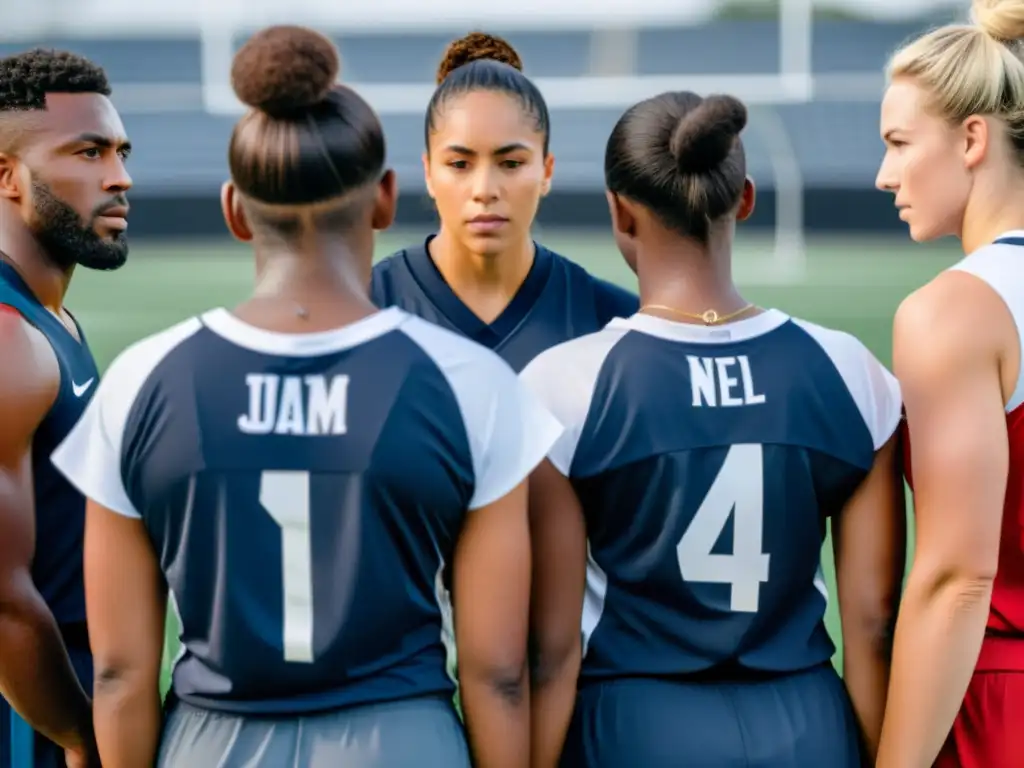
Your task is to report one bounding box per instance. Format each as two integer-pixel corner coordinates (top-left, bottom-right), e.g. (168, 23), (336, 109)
(527, 460), (586, 768)
(833, 432), (906, 762)
(876, 275), (1012, 767)
(454, 479), (532, 768)
(0, 310), (94, 751)
(85, 500), (166, 768)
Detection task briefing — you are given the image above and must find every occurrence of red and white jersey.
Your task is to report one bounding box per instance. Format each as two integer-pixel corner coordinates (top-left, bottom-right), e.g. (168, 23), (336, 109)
(905, 231), (1024, 669)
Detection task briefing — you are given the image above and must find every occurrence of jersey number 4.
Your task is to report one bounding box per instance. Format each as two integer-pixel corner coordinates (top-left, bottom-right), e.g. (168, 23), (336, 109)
(676, 443), (771, 612)
(260, 470), (315, 663)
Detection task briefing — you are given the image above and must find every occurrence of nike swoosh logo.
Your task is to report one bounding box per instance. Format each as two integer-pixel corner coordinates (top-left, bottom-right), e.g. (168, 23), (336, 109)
(72, 378), (95, 397)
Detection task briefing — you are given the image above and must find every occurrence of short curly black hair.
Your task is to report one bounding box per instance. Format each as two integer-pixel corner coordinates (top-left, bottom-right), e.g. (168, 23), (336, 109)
(0, 48), (110, 112)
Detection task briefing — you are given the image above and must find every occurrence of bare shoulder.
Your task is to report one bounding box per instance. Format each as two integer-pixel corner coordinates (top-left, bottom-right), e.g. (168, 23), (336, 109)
(0, 309), (60, 450)
(893, 271), (1010, 391)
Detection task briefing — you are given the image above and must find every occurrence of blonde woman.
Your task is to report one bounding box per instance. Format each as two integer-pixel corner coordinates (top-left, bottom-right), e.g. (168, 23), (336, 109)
(875, 0), (1024, 765)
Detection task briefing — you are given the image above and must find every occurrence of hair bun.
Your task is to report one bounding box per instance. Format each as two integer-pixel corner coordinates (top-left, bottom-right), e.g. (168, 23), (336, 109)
(973, 0), (1024, 42)
(436, 32), (523, 84)
(231, 25), (340, 118)
(669, 94), (747, 175)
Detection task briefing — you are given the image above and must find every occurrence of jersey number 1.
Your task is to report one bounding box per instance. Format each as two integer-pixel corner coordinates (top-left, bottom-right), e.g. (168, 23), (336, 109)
(676, 443), (770, 612)
(260, 470), (315, 663)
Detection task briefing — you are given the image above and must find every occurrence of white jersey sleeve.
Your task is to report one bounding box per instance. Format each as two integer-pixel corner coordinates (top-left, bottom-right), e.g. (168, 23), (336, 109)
(400, 318), (564, 510)
(519, 327), (629, 475)
(950, 238), (1024, 411)
(793, 319), (902, 450)
(51, 318), (203, 519)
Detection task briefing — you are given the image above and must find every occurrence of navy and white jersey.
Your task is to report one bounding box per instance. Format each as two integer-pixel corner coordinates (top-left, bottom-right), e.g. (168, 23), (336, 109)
(51, 307), (562, 715)
(520, 309), (901, 680)
(371, 237), (638, 372)
(0, 261), (99, 626)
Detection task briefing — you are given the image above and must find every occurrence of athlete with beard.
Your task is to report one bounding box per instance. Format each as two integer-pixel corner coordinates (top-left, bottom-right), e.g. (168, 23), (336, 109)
(0, 49), (131, 768)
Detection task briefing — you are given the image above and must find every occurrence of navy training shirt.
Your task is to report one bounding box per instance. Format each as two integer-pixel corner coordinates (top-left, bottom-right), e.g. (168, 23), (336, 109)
(520, 309), (902, 681)
(52, 307), (562, 714)
(0, 260), (99, 626)
(371, 237), (638, 371)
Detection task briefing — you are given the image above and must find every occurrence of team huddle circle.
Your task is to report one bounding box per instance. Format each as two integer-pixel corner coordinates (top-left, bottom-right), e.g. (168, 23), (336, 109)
(2, 2), (1024, 766)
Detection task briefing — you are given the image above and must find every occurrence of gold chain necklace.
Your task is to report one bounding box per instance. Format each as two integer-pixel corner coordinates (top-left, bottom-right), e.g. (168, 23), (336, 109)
(640, 303), (758, 326)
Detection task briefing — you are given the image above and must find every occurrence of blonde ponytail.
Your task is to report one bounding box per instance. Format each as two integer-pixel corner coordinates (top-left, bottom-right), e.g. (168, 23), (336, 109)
(974, 0), (1024, 41)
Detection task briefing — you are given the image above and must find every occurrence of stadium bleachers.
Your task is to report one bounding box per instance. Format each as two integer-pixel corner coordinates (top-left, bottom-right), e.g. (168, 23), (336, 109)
(0, 21), (922, 196)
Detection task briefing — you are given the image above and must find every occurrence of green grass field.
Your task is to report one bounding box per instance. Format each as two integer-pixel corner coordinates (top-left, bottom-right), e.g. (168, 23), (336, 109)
(64, 229), (960, 693)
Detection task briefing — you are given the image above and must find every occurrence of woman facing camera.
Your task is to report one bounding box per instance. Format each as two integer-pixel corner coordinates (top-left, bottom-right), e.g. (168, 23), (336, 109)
(372, 32), (637, 372)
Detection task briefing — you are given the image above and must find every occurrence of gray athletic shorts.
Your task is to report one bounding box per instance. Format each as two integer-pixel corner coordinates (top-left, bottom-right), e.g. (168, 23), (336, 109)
(157, 695), (470, 768)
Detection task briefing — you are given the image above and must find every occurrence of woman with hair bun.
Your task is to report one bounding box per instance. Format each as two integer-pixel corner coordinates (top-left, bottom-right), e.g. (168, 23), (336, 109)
(371, 31), (637, 374)
(876, 0), (1024, 765)
(520, 90), (905, 766)
(48, 25), (560, 767)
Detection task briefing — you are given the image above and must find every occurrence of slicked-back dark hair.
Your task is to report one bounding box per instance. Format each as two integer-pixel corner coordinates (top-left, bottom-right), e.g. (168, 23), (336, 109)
(605, 92), (748, 244)
(426, 32), (550, 155)
(0, 48), (110, 112)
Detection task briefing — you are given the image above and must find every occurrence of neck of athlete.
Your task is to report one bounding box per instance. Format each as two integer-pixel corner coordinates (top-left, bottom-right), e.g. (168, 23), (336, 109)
(961, 171), (1024, 255)
(430, 226), (535, 309)
(241, 230), (376, 332)
(635, 223), (750, 324)
(0, 203), (73, 313)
